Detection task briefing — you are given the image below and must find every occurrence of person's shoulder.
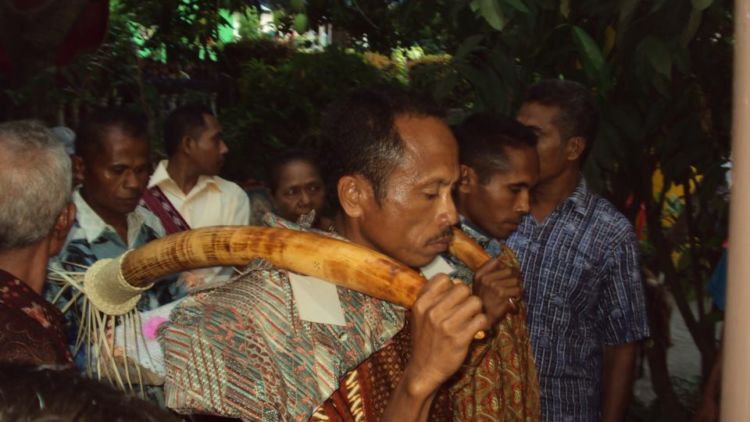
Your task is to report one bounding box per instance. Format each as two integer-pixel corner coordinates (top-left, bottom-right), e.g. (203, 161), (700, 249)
(214, 176), (247, 197)
(584, 192), (636, 242)
(0, 307), (64, 366)
(135, 205), (167, 238)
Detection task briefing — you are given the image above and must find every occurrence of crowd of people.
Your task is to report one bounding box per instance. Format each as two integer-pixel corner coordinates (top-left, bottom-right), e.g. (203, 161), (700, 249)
(0, 80), (653, 421)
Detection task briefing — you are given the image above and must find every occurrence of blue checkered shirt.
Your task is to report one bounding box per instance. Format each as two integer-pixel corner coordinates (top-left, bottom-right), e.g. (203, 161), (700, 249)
(507, 178), (650, 422)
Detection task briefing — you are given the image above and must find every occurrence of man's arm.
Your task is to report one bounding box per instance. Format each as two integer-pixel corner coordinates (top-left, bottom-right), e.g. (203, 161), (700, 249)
(693, 340), (722, 422)
(600, 227), (650, 422)
(602, 342), (638, 422)
(382, 274), (488, 421)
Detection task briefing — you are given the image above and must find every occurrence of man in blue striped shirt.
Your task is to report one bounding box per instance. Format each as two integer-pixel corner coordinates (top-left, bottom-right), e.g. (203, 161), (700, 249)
(509, 79), (650, 422)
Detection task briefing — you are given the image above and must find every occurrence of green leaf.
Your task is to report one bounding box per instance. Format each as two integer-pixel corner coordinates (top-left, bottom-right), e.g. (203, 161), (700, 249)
(640, 36), (672, 79)
(502, 0), (530, 14)
(453, 34), (485, 62)
(293, 13), (308, 33)
(290, 0), (305, 12)
(681, 8), (703, 47)
(560, 0), (571, 19)
(471, 0), (507, 31)
(571, 25), (605, 76)
(692, 0), (713, 11)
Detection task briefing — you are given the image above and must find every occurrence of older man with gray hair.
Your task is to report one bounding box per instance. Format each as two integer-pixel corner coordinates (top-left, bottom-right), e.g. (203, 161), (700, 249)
(0, 120), (75, 366)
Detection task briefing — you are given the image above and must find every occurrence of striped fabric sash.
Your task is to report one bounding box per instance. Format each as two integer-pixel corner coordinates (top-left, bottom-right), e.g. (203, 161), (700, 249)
(141, 186), (191, 234)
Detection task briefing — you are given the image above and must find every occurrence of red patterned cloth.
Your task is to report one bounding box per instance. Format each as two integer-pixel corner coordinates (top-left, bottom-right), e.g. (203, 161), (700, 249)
(0, 268), (71, 366)
(141, 186), (191, 235)
(312, 245), (540, 421)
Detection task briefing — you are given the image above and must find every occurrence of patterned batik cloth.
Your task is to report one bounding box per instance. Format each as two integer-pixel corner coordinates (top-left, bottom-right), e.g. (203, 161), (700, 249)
(159, 214), (406, 421)
(0, 268), (71, 366)
(45, 189), (187, 369)
(311, 219), (540, 422)
(506, 178), (650, 422)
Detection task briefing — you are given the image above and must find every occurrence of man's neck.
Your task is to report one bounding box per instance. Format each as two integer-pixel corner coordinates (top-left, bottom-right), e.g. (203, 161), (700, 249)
(166, 157), (202, 195)
(531, 167), (581, 222)
(0, 243), (50, 294)
(80, 189), (130, 243)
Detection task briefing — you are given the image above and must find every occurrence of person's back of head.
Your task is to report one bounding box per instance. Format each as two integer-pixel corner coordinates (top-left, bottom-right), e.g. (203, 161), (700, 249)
(0, 364), (179, 421)
(318, 86), (444, 211)
(455, 112), (537, 183)
(523, 79), (598, 162)
(0, 120), (72, 251)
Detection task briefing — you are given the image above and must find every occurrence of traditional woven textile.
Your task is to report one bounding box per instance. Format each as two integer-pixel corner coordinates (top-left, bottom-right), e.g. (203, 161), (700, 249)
(159, 215), (406, 421)
(140, 186), (191, 235)
(312, 241), (540, 421)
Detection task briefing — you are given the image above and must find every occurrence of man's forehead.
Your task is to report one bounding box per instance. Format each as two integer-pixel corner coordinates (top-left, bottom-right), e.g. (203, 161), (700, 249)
(518, 102), (561, 126)
(391, 114), (459, 183)
(394, 115), (456, 153)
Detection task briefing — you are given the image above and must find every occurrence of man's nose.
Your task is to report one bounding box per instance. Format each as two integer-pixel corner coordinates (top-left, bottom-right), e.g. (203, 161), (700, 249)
(299, 191), (311, 206)
(123, 171), (140, 190)
(515, 190), (531, 214)
(438, 193), (459, 227)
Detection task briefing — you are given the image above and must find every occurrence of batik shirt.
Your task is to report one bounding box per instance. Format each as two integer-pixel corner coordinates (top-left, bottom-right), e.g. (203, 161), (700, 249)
(46, 190), (188, 368)
(506, 178), (650, 422)
(160, 214), (405, 421)
(0, 269), (71, 366)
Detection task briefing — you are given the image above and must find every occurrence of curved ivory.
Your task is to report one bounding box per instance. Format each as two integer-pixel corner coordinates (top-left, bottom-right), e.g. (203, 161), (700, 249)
(449, 227), (491, 271)
(121, 226), (434, 307)
(87, 226), (490, 315)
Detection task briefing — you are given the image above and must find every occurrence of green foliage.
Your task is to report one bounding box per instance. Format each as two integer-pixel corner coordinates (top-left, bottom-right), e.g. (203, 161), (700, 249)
(114, 0), (254, 61)
(219, 47), (401, 182)
(219, 39), (295, 77)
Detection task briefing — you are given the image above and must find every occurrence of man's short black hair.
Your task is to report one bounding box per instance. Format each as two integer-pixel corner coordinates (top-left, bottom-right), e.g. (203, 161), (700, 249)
(455, 112), (537, 184)
(75, 108), (148, 160)
(266, 148), (319, 193)
(163, 104), (214, 157)
(319, 86), (444, 210)
(523, 79), (598, 161)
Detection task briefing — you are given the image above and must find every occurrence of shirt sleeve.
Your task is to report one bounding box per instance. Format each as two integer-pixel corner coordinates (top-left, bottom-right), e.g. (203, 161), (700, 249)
(600, 228), (651, 345)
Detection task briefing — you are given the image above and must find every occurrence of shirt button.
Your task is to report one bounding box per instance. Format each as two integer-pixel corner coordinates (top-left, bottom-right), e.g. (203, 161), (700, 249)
(338, 332), (348, 342)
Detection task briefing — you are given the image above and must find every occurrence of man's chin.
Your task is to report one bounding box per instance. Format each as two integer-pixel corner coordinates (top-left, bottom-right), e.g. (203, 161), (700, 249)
(403, 252), (440, 270)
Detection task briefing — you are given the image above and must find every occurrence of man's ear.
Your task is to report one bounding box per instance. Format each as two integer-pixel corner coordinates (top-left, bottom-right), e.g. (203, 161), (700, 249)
(48, 202), (76, 256)
(337, 175), (373, 219)
(73, 155), (84, 183)
(179, 135), (194, 155)
(566, 136), (586, 161)
(458, 164), (478, 194)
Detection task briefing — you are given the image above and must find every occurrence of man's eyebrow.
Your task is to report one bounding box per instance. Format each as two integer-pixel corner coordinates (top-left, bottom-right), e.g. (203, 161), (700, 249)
(417, 176), (458, 188)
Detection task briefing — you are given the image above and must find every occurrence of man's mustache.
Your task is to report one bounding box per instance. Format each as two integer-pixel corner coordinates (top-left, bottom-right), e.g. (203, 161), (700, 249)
(427, 227), (454, 244)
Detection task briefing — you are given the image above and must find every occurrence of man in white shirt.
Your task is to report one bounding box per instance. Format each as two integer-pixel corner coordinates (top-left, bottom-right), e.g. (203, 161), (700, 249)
(145, 104), (250, 287)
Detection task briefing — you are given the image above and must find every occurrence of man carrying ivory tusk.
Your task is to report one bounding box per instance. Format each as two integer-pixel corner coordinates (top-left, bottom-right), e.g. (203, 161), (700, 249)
(160, 88), (537, 420)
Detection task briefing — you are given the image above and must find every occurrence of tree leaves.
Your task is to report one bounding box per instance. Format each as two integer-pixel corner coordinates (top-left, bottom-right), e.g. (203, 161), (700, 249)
(638, 36), (672, 79)
(471, 0), (506, 31)
(691, 0), (714, 11)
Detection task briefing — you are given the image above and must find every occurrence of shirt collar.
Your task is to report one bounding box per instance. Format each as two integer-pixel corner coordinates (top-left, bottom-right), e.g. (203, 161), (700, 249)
(148, 160), (222, 194)
(458, 215), (505, 256)
(72, 189), (145, 245)
(561, 176), (591, 217)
